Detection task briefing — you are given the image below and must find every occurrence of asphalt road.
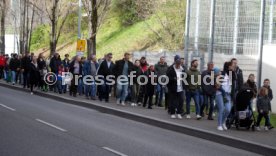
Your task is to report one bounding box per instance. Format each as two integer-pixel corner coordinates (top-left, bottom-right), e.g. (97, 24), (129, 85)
(0, 86), (261, 156)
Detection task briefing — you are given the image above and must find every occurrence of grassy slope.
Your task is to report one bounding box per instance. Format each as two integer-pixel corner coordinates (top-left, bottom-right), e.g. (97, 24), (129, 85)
(31, 14), (161, 60)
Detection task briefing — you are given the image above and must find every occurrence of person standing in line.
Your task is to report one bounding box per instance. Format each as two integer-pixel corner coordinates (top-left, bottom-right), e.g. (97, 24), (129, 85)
(130, 60), (142, 106)
(0, 53), (5, 79)
(29, 56), (40, 95)
(143, 65), (156, 109)
(83, 54), (99, 100)
(186, 59), (202, 120)
(167, 55), (185, 119)
(21, 52), (32, 88)
(215, 62), (233, 131)
(37, 54), (47, 91)
(231, 58), (244, 97)
(49, 53), (62, 92)
(256, 87), (273, 131)
(154, 56), (168, 107)
(113, 53), (134, 106)
(9, 54), (21, 85)
(63, 54), (70, 70)
(137, 57), (148, 105)
(201, 62), (216, 120)
(97, 53), (115, 102)
(262, 79), (274, 130)
(69, 56), (82, 97)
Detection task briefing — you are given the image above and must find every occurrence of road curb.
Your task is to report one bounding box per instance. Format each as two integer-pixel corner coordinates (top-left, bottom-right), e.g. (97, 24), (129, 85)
(1, 82), (276, 156)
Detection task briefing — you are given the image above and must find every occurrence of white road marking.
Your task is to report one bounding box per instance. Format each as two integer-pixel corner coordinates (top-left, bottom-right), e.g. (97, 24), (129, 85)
(102, 147), (128, 156)
(0, 103), (16, 111)
(36, 119), (67, 132)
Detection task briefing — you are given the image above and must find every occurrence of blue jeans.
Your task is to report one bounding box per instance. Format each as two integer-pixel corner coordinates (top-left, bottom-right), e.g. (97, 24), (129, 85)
(85, 82), (96, 98)
(116, 83), (129, 102)
(201, 94), (215, 118)
(216, 94), (231, 126)
(186, 90), (200, 115)
(155, 83), (165, 105)
(78, 79), (83, 95)
(11, 71), (17, 84)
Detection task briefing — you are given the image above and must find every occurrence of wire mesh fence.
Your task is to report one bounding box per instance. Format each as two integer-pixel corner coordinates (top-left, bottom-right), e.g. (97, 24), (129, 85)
(133, 0), (276, 83)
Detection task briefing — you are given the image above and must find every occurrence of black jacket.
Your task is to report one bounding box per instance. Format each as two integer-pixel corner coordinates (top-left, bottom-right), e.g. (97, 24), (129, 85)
(69, 61), (83, 75)
(263, 86), (273, 101)
(144, 69), (156, 96)
(244, 80), (258, 98)
(9, 58), (21, 71)
(201, 70), (216, 96)
(234, 67), (244, 92)
(29, 63), (40, 85)
(97, 60), (115, 78)
(113, 59), (134, 78)
(257, 96), (271, 112)
(21, 56), (32, 72)
(166, 65), (185, 93)
(37, 59), (46, 70)
(50, 57), (62, 74)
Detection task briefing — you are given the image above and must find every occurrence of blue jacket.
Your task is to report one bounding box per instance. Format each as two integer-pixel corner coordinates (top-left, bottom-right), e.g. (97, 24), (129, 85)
(83, 60), (99, 76)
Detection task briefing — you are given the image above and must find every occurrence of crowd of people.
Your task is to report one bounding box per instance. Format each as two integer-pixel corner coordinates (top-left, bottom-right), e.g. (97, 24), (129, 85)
(0, 52), (274, 131)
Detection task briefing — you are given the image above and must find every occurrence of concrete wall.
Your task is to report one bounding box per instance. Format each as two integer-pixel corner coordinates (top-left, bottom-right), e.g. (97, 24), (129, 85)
(262, 45), (276, 113)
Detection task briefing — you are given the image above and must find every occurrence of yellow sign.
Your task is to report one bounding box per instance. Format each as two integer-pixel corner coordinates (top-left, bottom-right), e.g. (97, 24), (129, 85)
(76, 39), (86, 52)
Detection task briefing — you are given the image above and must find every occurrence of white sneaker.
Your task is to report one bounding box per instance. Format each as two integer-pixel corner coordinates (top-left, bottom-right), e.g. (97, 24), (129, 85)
(264, 126), (269, 131)
(134, 103), (138, 107)
(223, 124), (228, 130)
(186, 115), (191, 119)
(121, 101), (125, 106)
(30, 92), (34, 95)
(177, 114), (182, 119)
(171, 115), (176, 119)
(138, 102), (142, 106)
(217, 126), (224, 131)
(196, 115), (202, 120)
(116, 99), (120, 105)
(131, 103), (135, 107)
(256, 126), (261, 131)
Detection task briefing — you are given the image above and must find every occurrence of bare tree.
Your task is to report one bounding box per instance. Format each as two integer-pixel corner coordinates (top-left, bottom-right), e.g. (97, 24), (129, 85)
(82, 0), (111, 56)
(0, 0), (8, 54)
(44, 0), (72, 55)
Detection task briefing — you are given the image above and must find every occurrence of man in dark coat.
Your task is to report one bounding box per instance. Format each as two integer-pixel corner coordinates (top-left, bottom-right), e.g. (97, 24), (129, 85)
(21, 53), (32, 88)
(231, 58), (244, 93)
(154, 56), (168, 107)
(113, 52), (134, 105)
(97, 53), (115, 102)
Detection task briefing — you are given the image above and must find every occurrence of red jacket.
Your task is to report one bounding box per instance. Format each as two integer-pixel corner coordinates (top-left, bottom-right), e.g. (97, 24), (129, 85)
(0, 56), (6, 67)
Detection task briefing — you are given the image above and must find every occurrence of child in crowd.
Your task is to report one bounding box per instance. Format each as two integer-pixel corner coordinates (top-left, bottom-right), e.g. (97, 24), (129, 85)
(143, 65), (155, 109)
(57, 64), (65, 94)
(256, 87), (273, 131)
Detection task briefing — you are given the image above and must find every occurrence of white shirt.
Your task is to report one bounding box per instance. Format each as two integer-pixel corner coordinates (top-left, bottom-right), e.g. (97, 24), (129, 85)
(216, 73), (232, 95)
(107, 61), (111, 68)
(174, 65), (184, 92)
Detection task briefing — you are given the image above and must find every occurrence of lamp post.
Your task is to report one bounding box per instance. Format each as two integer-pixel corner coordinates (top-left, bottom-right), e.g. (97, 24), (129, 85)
(78, 0), (82, 39)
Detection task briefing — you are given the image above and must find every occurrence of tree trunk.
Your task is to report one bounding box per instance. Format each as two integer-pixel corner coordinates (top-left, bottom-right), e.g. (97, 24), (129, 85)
(0, 0), (6, 54)
(90, 0), (97, 56)
(25, 0), (30, 53)
(50, 0), (57, 56)
(28, 4), (35, 53)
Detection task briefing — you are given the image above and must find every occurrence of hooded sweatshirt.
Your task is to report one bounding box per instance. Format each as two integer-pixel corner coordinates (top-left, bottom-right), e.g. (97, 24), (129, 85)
(186, 67), (201, 91)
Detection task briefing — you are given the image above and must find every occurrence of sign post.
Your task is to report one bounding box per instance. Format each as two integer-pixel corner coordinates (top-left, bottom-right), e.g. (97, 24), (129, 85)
(76, 39), (86, 57)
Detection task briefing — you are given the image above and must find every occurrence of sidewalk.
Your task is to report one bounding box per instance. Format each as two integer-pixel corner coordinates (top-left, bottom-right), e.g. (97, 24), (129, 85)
(1, 81), (275, 155)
